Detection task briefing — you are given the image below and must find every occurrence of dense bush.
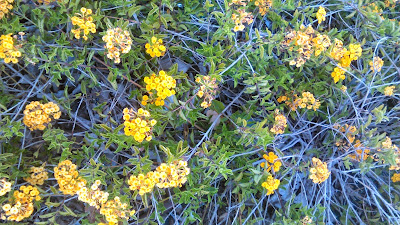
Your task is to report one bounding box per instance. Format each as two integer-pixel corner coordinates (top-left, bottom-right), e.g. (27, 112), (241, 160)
(1, 0), (400, 224)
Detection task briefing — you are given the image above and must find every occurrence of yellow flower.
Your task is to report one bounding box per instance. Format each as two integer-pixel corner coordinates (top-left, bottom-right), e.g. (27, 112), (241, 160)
(102, 27), (132, 64)
(0, 179), (11, 197)
(54, 160), (86, 195)
(316, 6), (326, 24)
(309, 157), (330, 184)
(384, 86), (395, 96)
(145, 36), (166, 57)
(369, 56), (384, 72)
(23, 101), (61, 131)
(232, 9), (253, 32)
(0, 33), (22, 64)
(254, 0), (272, 16)
(24, 165), (48, 185)
(70, 8), (96, 40)
(0, 0), (14, 19)
(261, 175), (280, 195)
(392, 173), (400, 182)
(270, 111), (287, 135)
(122, 108), (156, 142)
(142, 70), (176, 106)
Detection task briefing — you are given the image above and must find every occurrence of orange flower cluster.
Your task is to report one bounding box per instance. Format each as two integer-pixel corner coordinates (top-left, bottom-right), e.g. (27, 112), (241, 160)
(0, 179), (11, 196)
(334, 123), (357, 144)
(145, 36), (166, 57)
(0, 0), (13, 19)
(277, 92), (321, 111)
(261, 175), (280, 195)
(123, 108), (156, 142)
(54, 160), (86, 195)
(77, 180), (109, 210)
(1, 185), (40, 222)
(349, 140), (371, 161)
(232, 9), (254, 32)
(196, 76), (218, 108)
(128, 160), (190, 195)
(270, 111), (287, 135)
(309, 157), (330, 184)
(0, 33), (22, 64)
(260, 152), (282, 172)
(330, 39), (362, 83)
(23, 101), (61, 131)
(254, 0), (272, 16)
(102, 27), (132, 64)
(143, 70), (176, 106)
(392, 173), (400, 182)
(283, 25), (331, 67)
(71, 7), (96, 40)
(99, 196), (135, 225)
(24, 165), (48, 185)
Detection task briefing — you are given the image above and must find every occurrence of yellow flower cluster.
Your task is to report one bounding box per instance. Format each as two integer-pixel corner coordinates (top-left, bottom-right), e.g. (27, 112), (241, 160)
(334, 123), (357, 144)
(54, 160), (86, 195)
(145, 36), (166, 57)
(261, 175), (280, 195)
(384, 86), (395, 96)
(77, 180), (109, 210)
(123, 108), (156, 142)
(378, 137), (400, 171)
(24, 165), (48, 185)
(37, 0), (58, 4)
(382, 136), (398, 151)
(13, 185), (41, 203)
(254, 0), (272, 16)
(277, 92), (321, 111)
(330, 40), (362, 83)
(369, 56), (384, 72)
(128, 160), (190, 195)
(0, 33), (22, 64)
(313, 34), (331, 56)
(128, 171), (159, 196)
(284, 25), (331, 67)
(71, 7), (96, 41)
(0, 179), (11, 196)
(196, 76), (218, 108)
(100, 196), (135, 225)
(270, 111), (287, 135)
(331, 67), (346, 83)
(230, 0), (247, 6)
(392, 173), (400, 183)
(102, 28), (132, 64)
(0, 185), (40, 222)
(309, 157), (330, 184)
(0, 0), (13, 19)
(155, 161), (191, 189)
(302, 216), (313, 224)
(316, 6), (326, 24)
(330, 39), (345, 61)
(23, 101), (61, 131)
(232, 8), (254, 32)
(260, 152), (282, 172)
(143, 70), (176, 106)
